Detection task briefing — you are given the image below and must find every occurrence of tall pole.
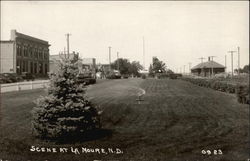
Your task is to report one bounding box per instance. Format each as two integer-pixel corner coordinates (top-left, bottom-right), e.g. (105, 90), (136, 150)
(209, 56), (216, 77)
(228, 50), (237, 77)
(117, 52), (119, 71)
(188, 62), (192, 75)
(65, 33), (71, 58)
(108, 46), (111, 71)
(238, 46), (240, 75)
(225, 55), (227, 73)
(199, 57), (205, 63)
(143, 36), (145, 70)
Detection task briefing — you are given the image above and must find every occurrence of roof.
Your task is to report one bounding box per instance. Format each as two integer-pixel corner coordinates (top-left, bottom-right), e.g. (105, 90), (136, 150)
(13, 30), (50, 46)
(0, 41), (14, 43)
(191, 61), (225, 70)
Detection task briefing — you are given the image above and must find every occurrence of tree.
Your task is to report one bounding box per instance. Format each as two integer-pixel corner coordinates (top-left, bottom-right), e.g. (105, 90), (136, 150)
(129, 61), (143, 77)
(148, 64), (154, 77)
(234, 65), (249, 74)
(111, 58), (143, 76)
(151, 57), (166, 73)
(31, 58), (101, 140)
(243, 65), (249, 73)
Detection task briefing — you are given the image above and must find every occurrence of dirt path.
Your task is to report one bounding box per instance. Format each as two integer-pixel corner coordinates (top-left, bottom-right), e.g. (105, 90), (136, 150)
(86, 78), (249, 161)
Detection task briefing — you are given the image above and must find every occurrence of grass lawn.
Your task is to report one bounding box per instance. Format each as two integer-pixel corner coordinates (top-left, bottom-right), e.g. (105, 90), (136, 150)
(0, 78), (249, 161)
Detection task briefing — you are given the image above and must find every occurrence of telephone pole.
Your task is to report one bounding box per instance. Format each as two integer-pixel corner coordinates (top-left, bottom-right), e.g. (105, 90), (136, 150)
(237, 46), (240, 75)
(199, 57), (205, 63)
(108, 46), (112, 70)
(228, 50), (237, 77)
(65, 33), (71, 58)
(117, 52), (119, 71)
(188, 62), (192, 75)
(208, 56), (216, 77)
(225, 55), (227, 73)
(143, 36), (145, 69)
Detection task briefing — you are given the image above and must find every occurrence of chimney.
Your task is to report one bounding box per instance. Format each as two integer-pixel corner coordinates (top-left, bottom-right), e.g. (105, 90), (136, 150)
(10, 29), (17, 41)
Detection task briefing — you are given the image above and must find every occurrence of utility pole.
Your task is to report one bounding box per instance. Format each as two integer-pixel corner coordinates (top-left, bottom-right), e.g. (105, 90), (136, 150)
(199, 57), (205, 63)
(117, 52), (119, 71)
(108, 46), (112, 71)
(237, 46), (240, 75)
(228, 50), (237, 77)
(225, 55), (227, 73)
(65, 33), (71, 58)
(143, 36), (145, 70)
(188, 62), (192, 75)
(208, 56), (216, 77)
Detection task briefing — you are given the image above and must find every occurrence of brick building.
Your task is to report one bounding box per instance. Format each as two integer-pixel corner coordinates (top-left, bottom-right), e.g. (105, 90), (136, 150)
(0, 30), (50, 77)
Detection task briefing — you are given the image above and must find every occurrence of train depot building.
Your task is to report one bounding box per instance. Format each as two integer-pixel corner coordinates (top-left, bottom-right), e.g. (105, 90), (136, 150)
(191, 59), (225, 77)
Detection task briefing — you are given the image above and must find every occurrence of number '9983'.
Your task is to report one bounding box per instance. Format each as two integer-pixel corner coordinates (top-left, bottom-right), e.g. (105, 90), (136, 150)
(201, 149), (223, 155)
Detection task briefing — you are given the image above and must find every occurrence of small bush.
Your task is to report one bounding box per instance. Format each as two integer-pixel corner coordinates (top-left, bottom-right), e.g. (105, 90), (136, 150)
(31, 58), (101, 140)
(180, 76), (249, 104)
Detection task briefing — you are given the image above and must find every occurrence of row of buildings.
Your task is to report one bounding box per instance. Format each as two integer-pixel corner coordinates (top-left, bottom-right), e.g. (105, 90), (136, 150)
(0, 30), (106, 78)
(1, 30), (226, 78)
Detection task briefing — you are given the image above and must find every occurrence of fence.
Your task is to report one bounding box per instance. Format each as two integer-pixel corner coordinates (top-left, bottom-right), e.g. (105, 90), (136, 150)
(0, 80), (50, 93)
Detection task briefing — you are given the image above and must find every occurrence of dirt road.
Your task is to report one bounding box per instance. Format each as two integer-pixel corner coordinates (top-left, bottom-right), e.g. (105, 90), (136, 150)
(86, 78), (249, 161)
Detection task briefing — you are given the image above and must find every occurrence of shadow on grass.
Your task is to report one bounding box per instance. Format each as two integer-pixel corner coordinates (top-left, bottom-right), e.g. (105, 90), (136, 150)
(40, 128), (113, 144)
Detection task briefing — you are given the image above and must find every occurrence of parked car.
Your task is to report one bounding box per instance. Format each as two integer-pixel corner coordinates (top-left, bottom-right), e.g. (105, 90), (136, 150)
(0, 74), (12, 83)
(0, 73), (23, 83)
(21, 72), (35, 81)
(106, 70), (122, 79)
(122, 74), (129, 79)
(77, 73), (96, 85)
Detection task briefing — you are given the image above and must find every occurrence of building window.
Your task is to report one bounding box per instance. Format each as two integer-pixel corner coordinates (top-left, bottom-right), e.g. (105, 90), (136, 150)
(45, 63), (48, 74)
(17, 45), (21, 56)
(22, 61), (25, 72)
(30, 62), (33, 74)
(34, 62), (37, 74)
(30, 48), (33, 58)
(16, 60), (20, 74)
(39, 62), (43, 74)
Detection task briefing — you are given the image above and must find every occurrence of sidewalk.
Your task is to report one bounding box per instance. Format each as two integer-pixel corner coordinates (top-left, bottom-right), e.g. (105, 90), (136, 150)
(0, 80), (49, 93)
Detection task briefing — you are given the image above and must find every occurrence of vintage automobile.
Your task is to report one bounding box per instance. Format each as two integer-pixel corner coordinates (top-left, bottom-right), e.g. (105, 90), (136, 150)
(21, 72), (35, 81)
(77, 72), (96, 85)
(0, 73), (23, 83)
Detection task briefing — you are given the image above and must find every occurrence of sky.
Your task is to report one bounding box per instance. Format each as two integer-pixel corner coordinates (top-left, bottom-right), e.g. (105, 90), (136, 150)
(1, 1), (249, 72)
